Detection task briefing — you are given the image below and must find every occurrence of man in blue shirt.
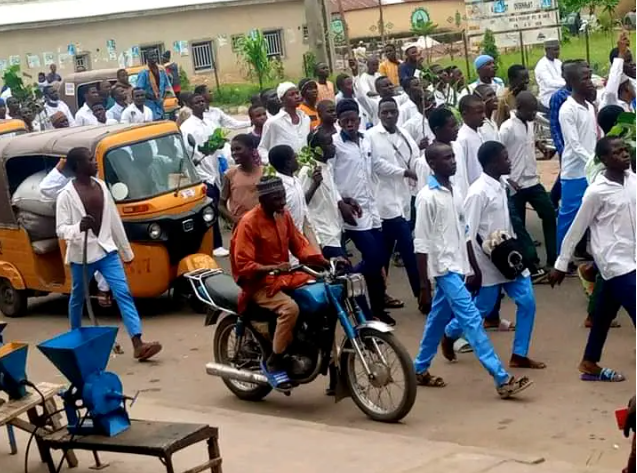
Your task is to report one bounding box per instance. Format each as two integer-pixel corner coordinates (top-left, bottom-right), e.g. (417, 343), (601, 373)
(398, 44), (421, 83)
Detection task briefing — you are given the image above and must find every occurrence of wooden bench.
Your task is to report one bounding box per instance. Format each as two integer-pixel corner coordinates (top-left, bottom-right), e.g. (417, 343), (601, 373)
(40, 419), (222, 473)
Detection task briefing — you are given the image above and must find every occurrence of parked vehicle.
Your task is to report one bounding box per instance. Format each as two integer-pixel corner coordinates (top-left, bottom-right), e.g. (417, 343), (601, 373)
(0, 122), (217, 317)
(186, 263), (417, 423)
(0, 119), (27, 140)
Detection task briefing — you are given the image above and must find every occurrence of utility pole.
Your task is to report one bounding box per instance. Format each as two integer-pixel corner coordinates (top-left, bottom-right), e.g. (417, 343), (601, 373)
(336, 0), (352, 58)
(378, 0), (385, 43)
(304, 0), (329, 66)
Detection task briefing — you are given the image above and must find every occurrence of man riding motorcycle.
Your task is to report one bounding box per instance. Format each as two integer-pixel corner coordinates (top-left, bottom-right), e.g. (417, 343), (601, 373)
(230, 176), (329, 390)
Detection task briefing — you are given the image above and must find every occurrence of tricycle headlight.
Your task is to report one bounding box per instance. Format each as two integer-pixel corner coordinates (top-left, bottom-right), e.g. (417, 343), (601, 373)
(343, 273), (367, 298)
(148, 223), (162, 240)
(202, 206), (214, 223)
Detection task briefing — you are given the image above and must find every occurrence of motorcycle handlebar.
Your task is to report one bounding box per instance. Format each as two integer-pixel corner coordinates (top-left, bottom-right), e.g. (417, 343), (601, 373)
(269, 264), (325, 278)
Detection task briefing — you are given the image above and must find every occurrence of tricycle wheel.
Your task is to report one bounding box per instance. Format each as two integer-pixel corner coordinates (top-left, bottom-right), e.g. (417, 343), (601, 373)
(0, 279), (27, 318)
(342, 330), (417, 423)
(213, 316), (272, 401)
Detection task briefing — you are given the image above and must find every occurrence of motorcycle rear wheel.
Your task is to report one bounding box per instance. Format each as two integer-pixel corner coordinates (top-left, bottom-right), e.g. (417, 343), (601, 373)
(343, 330), (417, 423)
(213, 316), (273, 401)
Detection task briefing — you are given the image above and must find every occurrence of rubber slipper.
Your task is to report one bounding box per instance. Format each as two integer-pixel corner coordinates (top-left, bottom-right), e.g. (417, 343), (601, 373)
(453, 337), (473, 353)
(580, 367), (625, 382)
(484, 319), (515, 332)
(260, 360), (293, 391)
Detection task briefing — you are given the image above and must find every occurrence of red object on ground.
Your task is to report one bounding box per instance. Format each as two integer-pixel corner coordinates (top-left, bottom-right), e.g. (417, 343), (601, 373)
(616, 407), (629, 430)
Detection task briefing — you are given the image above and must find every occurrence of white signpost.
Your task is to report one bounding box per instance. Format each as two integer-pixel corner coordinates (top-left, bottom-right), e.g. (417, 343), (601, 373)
(465, 0), (561, 48)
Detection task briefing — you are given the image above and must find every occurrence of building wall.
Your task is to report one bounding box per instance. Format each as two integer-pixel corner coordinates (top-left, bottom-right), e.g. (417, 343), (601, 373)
(0, 0), (308, 85)
(342, 0), (466, 39)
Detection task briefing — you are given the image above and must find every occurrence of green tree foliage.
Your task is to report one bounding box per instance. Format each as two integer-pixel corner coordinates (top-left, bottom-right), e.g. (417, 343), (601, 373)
(236, 30), (273, 91)
(481, 29), (500, 65)
(411, 20), (439, 37)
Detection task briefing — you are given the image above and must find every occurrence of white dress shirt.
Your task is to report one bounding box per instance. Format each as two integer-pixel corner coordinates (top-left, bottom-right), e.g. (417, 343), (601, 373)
(204, 107), (250, 130)
(276, 171), (307, 232)
(299, 161), (343, 248)
(360, 93), (410, 125)
(367, 124), (418, 220)
(40, 167), (71, 199)
(332, 131), (381, 231)
(56, 178), (133, 265)
(464, 173), (519, 286)
(500, 114), (540, 190)
(558, 96), (597, 180)
(458, 77), (506, 100)
(555, 171), (636, 280)
(357, 72), (380, 96)
(335, 92), (372, 131)
(413, 156), (431, 192)
(402, 111), (434, 149)
(600, 57), (633, 112)
(106, 102), (126, 123)
(44, 101), (75, 128)
(456, 123), (484, 186)
(478, 117), (500, 142)
(414, 176), (471, 278)
(120, 103), (153, 124)
(534, 56), (565, 109)
(180, 114), (218, 186)
(74, 103), (98, 127)
(258, 109), (311, 162)
(398, 100), (419, 126)
(449, 140), (469, 203)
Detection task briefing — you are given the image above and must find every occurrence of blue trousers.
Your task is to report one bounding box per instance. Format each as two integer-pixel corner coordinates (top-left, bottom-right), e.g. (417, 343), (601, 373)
(69, 252), (142, 338)
(206, 183), (223, 249)
(345, 229), (386, 317)
(445, 276), (536, 357)
(381, 216), (420, 297)
(414, 272), (510, 386)
(557, 177), (587, 252)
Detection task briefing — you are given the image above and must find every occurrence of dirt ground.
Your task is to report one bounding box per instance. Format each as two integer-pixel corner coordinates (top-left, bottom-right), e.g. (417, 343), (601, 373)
(1, 160), (635, 471)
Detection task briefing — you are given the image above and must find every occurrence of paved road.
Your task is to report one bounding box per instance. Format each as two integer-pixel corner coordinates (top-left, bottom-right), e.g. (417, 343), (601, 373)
(1, 161), (634, 471)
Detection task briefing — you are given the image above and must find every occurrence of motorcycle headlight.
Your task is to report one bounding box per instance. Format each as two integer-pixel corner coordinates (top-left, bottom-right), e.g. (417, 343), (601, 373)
(343, 273), (367, 298)
(202, 206), (215, 224)
(148, 223), (162, 240)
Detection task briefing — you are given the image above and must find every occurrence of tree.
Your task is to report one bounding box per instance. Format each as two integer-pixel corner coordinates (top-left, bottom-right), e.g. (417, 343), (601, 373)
(481, 29), (500, 66)
(411, 20), (439, 37)
(236, 30), (273, 91)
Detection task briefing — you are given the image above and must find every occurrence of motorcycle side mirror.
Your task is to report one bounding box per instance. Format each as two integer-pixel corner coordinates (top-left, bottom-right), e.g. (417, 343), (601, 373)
(187, 133), (196, 149)
(187, 134), (203, 166)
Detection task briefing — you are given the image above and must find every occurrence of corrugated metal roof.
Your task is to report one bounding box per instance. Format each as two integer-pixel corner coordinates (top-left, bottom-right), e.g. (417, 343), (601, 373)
(330, 0), (423, 13)
(0, 0), (241, 27)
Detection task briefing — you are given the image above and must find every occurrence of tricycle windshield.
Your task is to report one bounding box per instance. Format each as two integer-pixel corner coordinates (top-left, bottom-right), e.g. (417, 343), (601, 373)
(104, 133), (200, 202)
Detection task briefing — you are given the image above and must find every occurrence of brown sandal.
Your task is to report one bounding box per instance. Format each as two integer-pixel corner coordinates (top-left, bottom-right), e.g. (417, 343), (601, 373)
(416, 371), (446, 387)
(497, 376), (533, 399)
(134, 342), (162, 361)
(97, 291), (113, 308)
(384, 294), (405, 309)
(509, 356), (546, 369)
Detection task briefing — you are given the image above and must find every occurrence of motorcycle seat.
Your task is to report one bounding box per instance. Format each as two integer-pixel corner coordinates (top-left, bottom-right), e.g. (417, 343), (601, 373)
(204, 272), (240, 313)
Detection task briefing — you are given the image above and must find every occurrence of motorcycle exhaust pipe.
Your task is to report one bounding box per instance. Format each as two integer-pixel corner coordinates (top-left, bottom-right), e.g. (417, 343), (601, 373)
(205, 362), (269, 385)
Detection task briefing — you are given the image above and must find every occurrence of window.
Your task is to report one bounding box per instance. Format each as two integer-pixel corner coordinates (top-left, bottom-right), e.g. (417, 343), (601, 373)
(302, 25), (309, 43)
(140, 43), (165, 64)
(231, 34), (245, 52)
(74, 53), (90, 72)
(191, 41), (215, 72)
(263, 30), (284, 58)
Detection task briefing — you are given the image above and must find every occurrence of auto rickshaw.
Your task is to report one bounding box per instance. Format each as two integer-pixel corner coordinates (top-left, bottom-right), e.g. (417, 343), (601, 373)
(58, 68), (179, 118)
(0, 121), (218, 317)
(0, 119), (27, 140)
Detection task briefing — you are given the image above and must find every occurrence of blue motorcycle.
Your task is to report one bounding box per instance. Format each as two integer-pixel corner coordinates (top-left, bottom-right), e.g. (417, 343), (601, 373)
(185, 263), (417, 423)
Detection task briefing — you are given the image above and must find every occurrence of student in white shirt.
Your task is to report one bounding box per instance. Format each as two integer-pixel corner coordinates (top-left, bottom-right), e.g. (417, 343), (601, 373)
(91, 103), (119, 125)
(460, 55), (505, 99)
(332, 99), (394, 325)
(368, 97), (420, 299)
(258, 82), (311, 162)
(180, 93), (229, 257)
(474, 84), (500, 142)
(357, 56), (381, 97)
(335, 73), (373, 131)
(600, 34), (636, 112)
(359, 76), (409, 126)
(502, 92), (557, 268)
(427, 107), (466, 198)
(534, 39), (565, 110)
(443, 140), (545, 369)
(106, 86), (128, 123)
(550, 136), (635, 382)
(56, 147), (162, 361)
(43, 85), (75, 129)
(398, 76), (421, 126)
(74, 85), (102, 126)
(402, 88), (436, 193)
(194, 84), (251, 131)
(557, 62), (598, 252)
(121, 88), (154, 124)
(413, 142), (533, 398)
(268, 144), (308, 233)
(456, 94), (486, 187)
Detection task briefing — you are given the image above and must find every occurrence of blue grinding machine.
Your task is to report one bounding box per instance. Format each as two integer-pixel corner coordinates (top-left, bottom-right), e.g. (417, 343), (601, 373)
(38, 326), (132, 437)
(0, 340), (29, 400)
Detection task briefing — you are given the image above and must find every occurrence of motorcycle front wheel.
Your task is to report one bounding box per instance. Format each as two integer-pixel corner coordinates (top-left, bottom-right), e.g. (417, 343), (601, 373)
(343, 330), (417, 423)
(213, 316), (273, 401)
